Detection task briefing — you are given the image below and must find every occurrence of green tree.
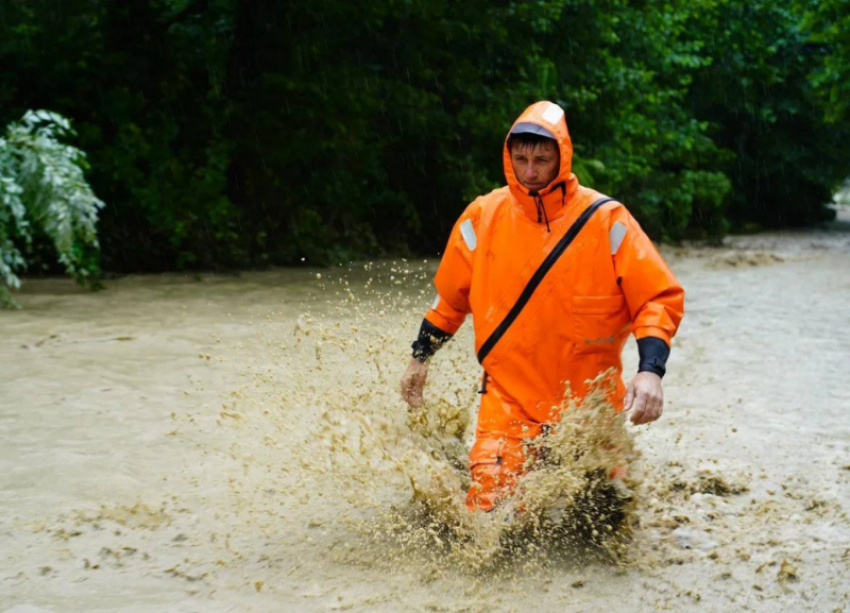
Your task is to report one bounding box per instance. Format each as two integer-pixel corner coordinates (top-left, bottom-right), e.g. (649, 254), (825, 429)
(687, 1), (849, 229)
(519, 0), (731, 239)
(1, 0), (847, 272)
(0, 0), (241, 271)
(800, 0), (850, 124)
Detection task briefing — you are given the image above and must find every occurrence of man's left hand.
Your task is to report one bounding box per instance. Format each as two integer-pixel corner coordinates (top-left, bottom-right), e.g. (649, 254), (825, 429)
(624, 372), (663, 425)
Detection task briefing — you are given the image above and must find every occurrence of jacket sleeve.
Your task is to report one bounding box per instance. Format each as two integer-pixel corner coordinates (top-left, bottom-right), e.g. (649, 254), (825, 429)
(410, 209), (476, 361)
(427, 210), (476, 334)
(611, 208), (685, 348)
(423, 292), (469, 336)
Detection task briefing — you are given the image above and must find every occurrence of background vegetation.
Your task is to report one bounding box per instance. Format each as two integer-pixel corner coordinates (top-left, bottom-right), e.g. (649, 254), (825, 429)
(0, 110), (104, 305)
(1, 0), (847, 272)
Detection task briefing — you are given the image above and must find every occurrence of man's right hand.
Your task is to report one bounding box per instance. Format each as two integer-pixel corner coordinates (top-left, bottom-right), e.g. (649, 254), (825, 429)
(400, 358), (429, 409)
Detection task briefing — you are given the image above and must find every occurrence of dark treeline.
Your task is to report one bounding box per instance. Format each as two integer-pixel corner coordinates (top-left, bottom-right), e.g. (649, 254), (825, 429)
(1, 0), (848, 271)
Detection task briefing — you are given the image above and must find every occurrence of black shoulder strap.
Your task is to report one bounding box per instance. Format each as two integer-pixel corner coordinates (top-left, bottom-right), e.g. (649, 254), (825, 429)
(476, 196), (615, 364)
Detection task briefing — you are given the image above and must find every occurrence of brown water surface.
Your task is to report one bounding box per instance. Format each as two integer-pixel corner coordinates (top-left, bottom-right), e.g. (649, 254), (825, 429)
(2, 213), (850, 611)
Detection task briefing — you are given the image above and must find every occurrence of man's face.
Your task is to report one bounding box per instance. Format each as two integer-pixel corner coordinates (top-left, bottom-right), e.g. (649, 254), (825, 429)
(510, 142), (560, 192)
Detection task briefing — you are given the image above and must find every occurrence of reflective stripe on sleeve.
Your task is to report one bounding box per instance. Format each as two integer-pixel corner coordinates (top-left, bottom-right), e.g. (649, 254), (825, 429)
(610, 222), (627, 255)
(460, 219), (477, 251)
(432, 295), (440, 309)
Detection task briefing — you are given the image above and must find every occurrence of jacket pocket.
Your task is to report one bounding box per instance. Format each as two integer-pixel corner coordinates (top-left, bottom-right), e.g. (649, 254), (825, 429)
(572, 294), (629, 353)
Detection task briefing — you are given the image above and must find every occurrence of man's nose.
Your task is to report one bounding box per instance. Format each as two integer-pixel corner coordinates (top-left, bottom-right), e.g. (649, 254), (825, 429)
(524, 164), (537, 178)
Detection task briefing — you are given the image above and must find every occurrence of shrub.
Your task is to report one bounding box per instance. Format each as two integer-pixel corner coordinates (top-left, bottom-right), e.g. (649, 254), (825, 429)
(0, 110), (104, 307)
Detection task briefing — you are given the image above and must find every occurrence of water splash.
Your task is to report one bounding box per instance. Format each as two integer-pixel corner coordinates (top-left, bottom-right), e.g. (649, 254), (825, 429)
(211, 263), (643, 575)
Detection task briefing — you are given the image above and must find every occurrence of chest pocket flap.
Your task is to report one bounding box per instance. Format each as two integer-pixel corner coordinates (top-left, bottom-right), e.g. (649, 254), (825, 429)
(572, 294), (628, 352)
(573, 294), (625, 314)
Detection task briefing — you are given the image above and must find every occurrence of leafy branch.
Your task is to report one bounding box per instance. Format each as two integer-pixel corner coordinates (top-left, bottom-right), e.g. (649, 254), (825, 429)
(0, 110), (105, 308)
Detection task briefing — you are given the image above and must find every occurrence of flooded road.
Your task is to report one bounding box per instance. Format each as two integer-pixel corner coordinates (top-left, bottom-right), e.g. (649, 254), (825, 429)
(2, 214), (850, 612)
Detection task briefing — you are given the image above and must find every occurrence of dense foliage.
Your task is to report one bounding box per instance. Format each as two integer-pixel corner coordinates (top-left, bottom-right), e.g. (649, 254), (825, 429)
(0, 111), (104, 306)
(0, 0), (847, 271)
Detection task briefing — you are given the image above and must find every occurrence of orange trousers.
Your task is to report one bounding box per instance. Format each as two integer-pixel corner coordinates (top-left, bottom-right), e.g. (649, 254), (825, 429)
(466, 377), (547, 512)
(465, 376), (625, 512)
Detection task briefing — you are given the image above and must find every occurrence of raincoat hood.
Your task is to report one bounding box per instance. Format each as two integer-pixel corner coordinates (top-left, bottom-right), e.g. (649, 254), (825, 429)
(503, 101), (579, 225)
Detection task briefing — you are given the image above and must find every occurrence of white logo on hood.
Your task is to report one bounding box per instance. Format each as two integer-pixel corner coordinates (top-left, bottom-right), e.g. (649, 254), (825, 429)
(542, 103), (564, 125)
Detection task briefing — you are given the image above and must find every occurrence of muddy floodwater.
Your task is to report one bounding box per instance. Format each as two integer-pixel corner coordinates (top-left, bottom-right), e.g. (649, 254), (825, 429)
(2, 213), (850, 612)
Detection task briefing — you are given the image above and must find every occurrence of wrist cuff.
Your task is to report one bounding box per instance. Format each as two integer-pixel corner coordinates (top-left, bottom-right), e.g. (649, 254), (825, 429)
(411, 319), (453, 362)
(637, 336), (670, 378)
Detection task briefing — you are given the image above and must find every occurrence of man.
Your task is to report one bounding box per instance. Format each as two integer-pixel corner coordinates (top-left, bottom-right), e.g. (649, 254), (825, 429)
(400, 101), (685, 512)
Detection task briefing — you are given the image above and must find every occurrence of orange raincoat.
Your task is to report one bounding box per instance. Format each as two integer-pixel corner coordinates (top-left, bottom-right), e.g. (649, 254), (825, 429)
(419, 101), (684, 511)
